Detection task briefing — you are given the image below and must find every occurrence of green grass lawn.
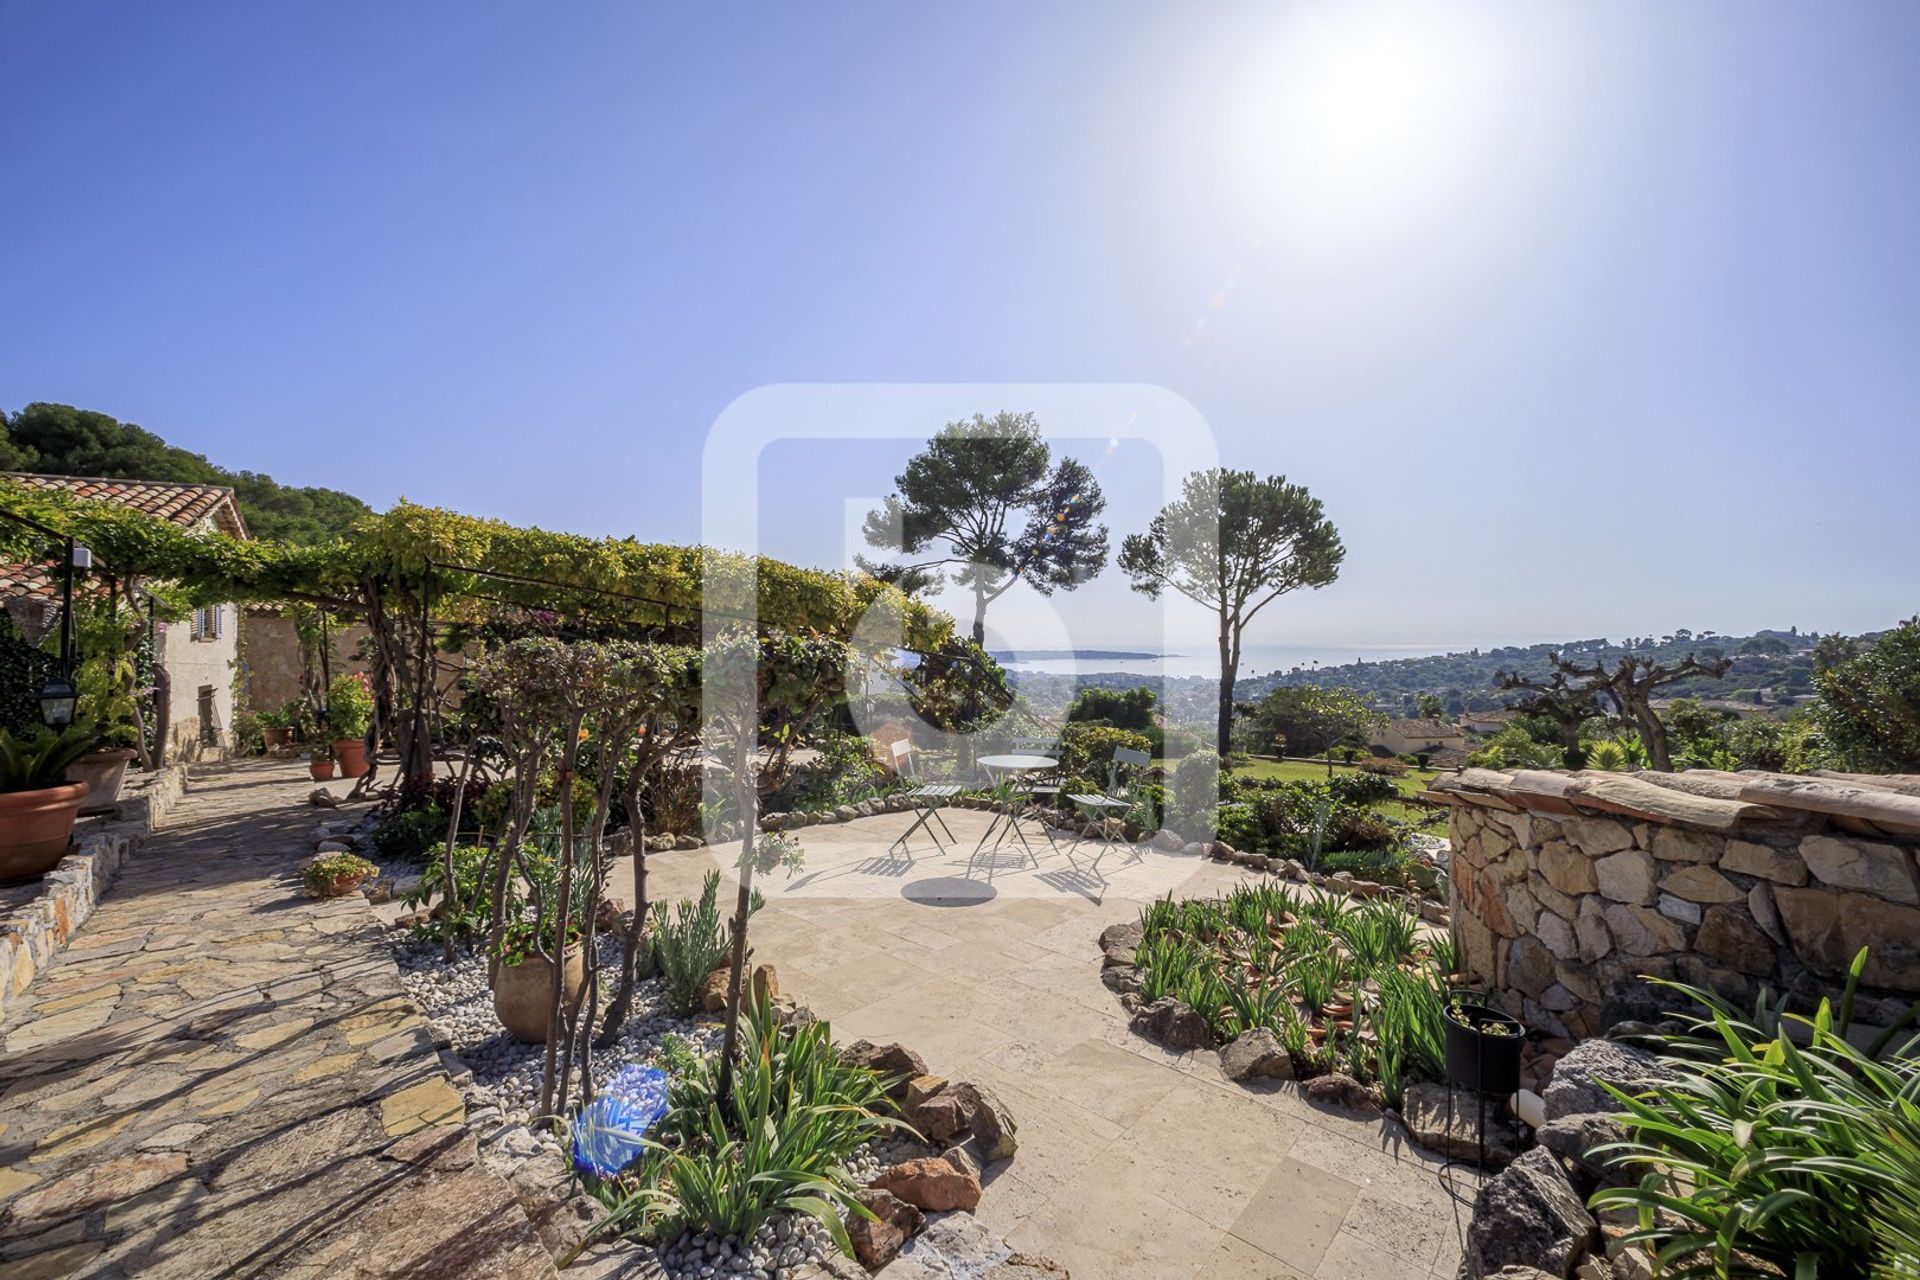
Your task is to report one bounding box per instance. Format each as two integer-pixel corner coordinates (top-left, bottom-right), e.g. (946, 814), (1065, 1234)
(1229, 755), (1444, 823)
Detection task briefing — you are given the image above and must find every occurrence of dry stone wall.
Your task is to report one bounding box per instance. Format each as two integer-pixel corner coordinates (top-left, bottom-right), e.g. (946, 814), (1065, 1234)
(1429, 766), (1920, 1038)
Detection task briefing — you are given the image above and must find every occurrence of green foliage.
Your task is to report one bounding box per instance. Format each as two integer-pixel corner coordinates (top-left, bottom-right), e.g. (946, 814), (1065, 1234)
(0, 724), (98, 793)
(1067, 684), (1159, 731)
(1058, 722), (1154, 782)
(1591, 960), (1920, 1280)
(0, 481), (951, 649)
(1467, 724), (1565, 770)
(1, 402), (372, 544)
(1237, 684), (1379, 759)
(860, 412), (1109, 643)
(596, 999), (905, 1252)
(650, 871), (734, 1015)
(303, 852), (376, 895)
(491, 818), (595, 966)
(326, 672), (374, 740)
(1814, 620), (1920, 773)
(773, 730), (887, 813)
(1170, 749), (1220, 839)
(373, 804), (447, 862)
(400, 842), (492, 948)
(1134, 884), (1450, 1099)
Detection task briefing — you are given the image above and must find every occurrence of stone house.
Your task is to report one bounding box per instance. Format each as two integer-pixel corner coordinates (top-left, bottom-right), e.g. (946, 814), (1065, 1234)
(0, 473), (249, 758)
(1371, 717), (1469, 757)
(1459, 708), (1519, 735)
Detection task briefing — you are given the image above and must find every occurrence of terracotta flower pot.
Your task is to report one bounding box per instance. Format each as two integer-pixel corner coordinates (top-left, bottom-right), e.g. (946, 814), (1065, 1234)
(332, 739), (369, 778)
(0, 782), (90, 884)
(492, 948), (587, 1044)
(262, 727), (293, 751)
(309, 759), (336, 781)
(66, 748), (136, 816)
(312, 871), (369, 899)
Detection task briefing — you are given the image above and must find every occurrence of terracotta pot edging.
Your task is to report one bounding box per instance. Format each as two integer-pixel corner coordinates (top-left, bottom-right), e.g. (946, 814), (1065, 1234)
(67, 749), (136, 816)
(332, 739), (370, 778)
(0, 782), (91, 884)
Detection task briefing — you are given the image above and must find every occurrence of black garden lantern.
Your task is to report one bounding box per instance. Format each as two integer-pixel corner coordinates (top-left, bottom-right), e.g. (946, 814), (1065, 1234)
(36, 673), (79, 729)
(36, 539), (87, 729)
(1439, 998), (1526, 1174)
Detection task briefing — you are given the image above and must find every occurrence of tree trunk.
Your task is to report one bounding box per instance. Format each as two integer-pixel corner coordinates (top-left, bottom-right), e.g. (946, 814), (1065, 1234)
(715, 732), (759, 1111)
(1215, 619), (1236, 758)
(151, 665), (171, 769)
(1631, 698), (1672, 772)
(971, 584), (987, 647)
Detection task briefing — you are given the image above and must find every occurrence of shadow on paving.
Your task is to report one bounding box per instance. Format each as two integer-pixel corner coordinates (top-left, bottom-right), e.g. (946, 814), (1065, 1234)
(0, 760), (555, 1280)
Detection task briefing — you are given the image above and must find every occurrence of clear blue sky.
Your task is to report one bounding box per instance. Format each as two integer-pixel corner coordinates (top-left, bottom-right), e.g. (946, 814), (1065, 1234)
(2, 2), (1914, 654)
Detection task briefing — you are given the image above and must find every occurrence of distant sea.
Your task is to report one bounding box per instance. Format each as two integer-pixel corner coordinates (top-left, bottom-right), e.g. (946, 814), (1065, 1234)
(992, 643), (1462, 680)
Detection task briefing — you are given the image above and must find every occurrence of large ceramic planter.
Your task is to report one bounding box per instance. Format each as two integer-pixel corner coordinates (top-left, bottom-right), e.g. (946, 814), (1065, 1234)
(66, 748), (136, 816)
(332, 739), (369, 778)
(492, 948), (587, 1044)
(0, 782), (91, 884)
(262, 727), (294, 752)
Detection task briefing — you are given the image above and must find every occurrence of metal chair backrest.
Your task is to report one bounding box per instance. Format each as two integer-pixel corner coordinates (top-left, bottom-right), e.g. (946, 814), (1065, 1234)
(889, 736), (921, 782)
(1108, 746), (1151, 797)
(1012, 735), (1061, 777)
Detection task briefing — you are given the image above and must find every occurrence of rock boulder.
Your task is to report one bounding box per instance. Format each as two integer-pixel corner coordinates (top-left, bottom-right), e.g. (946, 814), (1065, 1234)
(1128, 997), (1214, 1051)
(1463, 1148), (1598, 1279)
(1543, 1040), (1679, 1122)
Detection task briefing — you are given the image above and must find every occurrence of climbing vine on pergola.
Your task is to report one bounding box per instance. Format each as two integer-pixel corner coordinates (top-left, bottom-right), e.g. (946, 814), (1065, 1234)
(0, 480), (952, 785)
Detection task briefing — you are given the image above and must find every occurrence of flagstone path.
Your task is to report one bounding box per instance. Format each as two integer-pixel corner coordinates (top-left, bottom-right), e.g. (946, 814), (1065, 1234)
(0, 762), (556, 1280)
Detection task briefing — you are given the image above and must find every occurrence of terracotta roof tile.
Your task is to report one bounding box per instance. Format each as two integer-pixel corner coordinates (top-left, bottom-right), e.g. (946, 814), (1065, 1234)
(4, 472), (248, 539)
(1, 472), (248, 606)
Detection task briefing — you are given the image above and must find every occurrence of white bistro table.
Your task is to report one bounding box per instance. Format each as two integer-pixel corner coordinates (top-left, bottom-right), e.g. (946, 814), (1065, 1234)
(970, 753), (1059, 865)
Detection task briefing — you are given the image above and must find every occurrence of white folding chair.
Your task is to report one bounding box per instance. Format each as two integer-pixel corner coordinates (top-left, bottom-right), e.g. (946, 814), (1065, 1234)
(888, 738), (961, 861)
(1066, 746), (1151, 872)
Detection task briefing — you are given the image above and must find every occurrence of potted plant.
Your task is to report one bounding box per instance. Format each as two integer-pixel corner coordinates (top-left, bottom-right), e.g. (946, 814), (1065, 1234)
(304, 851), (376, 898)
(327, 673), (374, 778)
(258, 707), (294, 752)
(489, 837), (591, 1043)
(308, 742), (335, 782)
(0, 726), (100, 883)
(64, 634), (143, 813)
(1442, 997), (1524, 1096)
(491, 913), (587, 1044)
(65, 738), (138, 816)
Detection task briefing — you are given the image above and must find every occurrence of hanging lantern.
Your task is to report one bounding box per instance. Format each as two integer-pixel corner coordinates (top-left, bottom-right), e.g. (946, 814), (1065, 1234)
(37, 674), (79, 729)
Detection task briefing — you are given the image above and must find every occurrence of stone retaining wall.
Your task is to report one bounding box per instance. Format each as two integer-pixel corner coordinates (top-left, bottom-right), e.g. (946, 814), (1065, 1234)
(1427, 767), (1920, 1038)
(0, 828), (135, 1024)
(0, 762), (189, 1027)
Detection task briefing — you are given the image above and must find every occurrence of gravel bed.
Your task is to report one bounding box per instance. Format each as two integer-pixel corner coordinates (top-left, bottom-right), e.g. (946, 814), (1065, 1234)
(395, 932), (722, 1164)
(658, 1216), (832, 1280)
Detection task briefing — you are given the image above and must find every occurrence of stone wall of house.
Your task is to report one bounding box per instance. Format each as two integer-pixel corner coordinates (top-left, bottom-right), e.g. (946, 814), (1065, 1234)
(1430, 767), (1920, 1039)
(238, 611), (372, 715)
(155, 606), (239, 757)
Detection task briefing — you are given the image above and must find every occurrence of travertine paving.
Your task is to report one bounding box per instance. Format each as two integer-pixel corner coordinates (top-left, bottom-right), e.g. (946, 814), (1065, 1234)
(0, 762), (554, 1280)
(638, 809), (1480, 1280)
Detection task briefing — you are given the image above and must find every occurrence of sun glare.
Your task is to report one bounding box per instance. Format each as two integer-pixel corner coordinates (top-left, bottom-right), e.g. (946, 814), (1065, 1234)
(1240, 4), (1504, 227)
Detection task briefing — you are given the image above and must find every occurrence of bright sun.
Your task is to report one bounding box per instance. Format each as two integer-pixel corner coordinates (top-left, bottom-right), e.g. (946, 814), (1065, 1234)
(1240, 4), (1503, 224)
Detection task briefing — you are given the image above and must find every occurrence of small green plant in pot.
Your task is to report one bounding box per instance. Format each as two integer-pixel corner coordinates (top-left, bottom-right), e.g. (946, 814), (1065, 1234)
(304, 852), (376, 899)
(308, 740), (335, 781)
(0, 725), (102, 883)
(327, 673), (375, 778)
